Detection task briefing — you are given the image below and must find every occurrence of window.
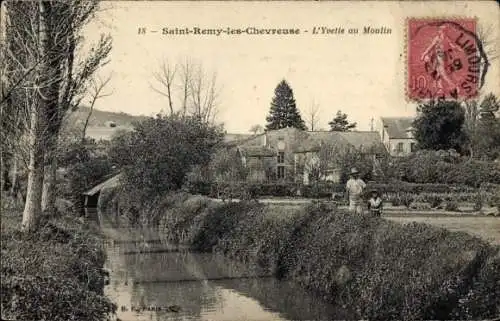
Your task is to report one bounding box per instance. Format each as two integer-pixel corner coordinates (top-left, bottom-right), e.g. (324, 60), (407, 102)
(410, 142), (416, 152)
(396, 142), (404, 153)
(277, 166), (285, 179)
(277, 152), (285, 163)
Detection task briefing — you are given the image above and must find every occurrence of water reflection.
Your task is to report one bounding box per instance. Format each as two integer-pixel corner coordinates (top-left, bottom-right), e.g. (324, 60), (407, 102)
(94, 208), (355, 320)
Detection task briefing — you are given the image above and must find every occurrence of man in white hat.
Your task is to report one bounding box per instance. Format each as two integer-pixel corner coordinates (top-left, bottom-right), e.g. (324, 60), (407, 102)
(345, 168), (366, 214)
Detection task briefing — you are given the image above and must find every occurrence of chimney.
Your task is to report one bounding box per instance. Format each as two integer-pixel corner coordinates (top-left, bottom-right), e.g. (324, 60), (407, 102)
(262, 132), (267, 146)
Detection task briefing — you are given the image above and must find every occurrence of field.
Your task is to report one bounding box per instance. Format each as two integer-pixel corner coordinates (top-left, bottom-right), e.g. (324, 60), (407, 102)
(263, 202), (500, 245)
(387, 216), (500, 245)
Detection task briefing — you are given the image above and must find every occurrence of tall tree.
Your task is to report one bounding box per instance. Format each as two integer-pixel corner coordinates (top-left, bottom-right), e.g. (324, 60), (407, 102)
(467, 93), (500, 160)
(328, 110), (357, 131)
(413, 100), (469, 154)
(3, 1), (112, 231)
(151, 58), (221, 124)
(265, 79), (306, 130)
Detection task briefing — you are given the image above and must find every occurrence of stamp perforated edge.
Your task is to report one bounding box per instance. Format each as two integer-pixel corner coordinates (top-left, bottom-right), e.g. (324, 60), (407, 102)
(404, 16), (480, 104)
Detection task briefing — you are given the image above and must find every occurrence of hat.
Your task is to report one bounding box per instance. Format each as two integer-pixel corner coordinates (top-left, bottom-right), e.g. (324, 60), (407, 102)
(350, 168), (359, 175)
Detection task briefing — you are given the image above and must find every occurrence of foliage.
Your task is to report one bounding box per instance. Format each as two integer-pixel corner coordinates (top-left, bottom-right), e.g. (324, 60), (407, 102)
(464, 93), (500, 160)
(394, 150), (500, 187)
(57, 139), (113, 209)
(1, 212), (116, 321)
(109, 114), (224, 203)
(413, 100), (469, 154)
(328, 110), (357, 131)
(136, 195), (500, 320)
(265, 79), (306, 130)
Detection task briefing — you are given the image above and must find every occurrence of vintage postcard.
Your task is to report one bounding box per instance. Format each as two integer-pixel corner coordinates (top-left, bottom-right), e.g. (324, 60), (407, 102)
(1, 1), (499, 321)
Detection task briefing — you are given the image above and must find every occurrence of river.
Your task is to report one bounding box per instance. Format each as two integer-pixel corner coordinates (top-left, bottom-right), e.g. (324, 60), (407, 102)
(91, 209), (355, 321)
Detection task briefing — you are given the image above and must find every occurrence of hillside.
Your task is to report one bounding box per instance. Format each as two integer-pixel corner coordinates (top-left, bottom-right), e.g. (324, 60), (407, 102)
(64, 106), (149, 141)
(67, 106), (149, 127)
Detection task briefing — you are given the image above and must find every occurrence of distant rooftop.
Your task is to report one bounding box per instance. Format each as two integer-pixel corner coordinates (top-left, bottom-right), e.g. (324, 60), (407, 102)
(381, 117), (415, 139)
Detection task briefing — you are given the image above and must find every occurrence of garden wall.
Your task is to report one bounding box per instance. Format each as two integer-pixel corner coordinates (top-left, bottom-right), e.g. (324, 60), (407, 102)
(113, 193), (500, 320)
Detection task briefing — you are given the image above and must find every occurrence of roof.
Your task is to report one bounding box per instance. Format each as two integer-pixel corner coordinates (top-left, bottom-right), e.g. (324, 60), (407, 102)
(336, 131), (386, 153)
(381, 117), (415, 139)
(83, 173), (123, 196)
(224, 133), (264, 147)
(295, 131), (385, 154)
(295, 131), (350, 153)
(237, 146), (276, 157)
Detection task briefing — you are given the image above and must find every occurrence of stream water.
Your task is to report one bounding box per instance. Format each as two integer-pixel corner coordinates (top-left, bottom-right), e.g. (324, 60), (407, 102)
(90, 209), (354, 321)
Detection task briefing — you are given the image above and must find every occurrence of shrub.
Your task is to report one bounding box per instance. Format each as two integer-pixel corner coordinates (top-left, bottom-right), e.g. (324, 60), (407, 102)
(109, 114), (224, 203)
(445, 200), (460, 212)
(1, 213), (116, 321)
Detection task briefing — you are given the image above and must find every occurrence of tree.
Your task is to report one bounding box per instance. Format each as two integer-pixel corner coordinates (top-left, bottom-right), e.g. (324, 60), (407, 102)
(328, 110), (357, 131)
(249, 124), (264, 135)
(81, 74), (113, 142)
(3, 1), (112, 231)
(305, 100), (321, 131)
(471, 94), (500, 160)
(151, 58), (221, 123)
(413, 100), (469, 154)
(108, 115), (224, 203)
(265, 79), (306, 130)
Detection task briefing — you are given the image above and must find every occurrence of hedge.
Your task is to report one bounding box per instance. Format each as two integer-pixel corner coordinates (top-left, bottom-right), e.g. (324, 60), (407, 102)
(186, 180), (499, 200)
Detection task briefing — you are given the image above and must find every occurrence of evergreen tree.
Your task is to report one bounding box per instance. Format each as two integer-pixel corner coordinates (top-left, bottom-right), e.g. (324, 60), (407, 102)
(328, 110), (357, 131)
(413, 100), (469, 154)
(265, 80), (306, 130)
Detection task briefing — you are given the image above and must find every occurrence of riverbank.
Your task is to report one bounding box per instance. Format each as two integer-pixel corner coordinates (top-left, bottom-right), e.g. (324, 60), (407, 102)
(113, 193), (500, 320)
(0, 209), (116, 321)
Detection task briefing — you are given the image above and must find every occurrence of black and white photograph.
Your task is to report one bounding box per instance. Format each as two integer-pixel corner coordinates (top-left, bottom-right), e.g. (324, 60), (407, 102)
(1, 1), (500, 320)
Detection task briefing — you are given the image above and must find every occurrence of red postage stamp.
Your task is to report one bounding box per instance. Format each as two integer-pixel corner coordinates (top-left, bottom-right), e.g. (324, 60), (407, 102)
(407, 18), (488, 102)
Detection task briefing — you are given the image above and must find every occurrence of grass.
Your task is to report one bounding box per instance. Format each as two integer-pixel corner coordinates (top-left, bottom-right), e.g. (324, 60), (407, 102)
(113, 192), (500, 320)
(1, 208), (116, 321)
(387, 216), (500, 245)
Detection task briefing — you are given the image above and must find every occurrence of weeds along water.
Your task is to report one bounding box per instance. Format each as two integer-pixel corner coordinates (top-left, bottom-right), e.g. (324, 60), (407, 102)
(1, 210), (116, 321)
(106, 192), (500, 320)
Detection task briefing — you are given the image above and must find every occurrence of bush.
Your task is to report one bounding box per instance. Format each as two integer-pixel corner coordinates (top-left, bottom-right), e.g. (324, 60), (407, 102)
(445, 200), (460, 212)
(394, 150), (500, 187)
(109, 114), (224, 203)
(1, 213), (116, 321)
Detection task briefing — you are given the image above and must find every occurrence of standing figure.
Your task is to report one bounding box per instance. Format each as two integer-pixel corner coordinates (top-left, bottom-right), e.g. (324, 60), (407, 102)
(345, 168), (366, 215)
(420, 24), (462, 96)
(367, 190), (383, 217)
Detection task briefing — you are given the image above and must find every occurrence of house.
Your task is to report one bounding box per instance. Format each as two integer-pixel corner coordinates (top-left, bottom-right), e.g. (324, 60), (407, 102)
(378, 117), (417, 157)
(225, 127), (386, 184)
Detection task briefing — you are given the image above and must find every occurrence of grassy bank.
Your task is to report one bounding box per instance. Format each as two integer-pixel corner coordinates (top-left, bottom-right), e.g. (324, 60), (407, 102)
(1, 209), (116, 321)
(113, 192), (500, 320)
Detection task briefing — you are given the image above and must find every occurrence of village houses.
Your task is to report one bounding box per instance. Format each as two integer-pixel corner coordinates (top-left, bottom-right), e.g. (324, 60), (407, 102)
(224, 127), (387, 185)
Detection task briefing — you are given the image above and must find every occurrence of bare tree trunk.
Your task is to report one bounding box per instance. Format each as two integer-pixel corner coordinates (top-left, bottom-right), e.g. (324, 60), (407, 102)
(41, 138), (57, 214)
(22, 105), (45, 232)
(10, 153), (17, 196)
(22, 2), (48, 233)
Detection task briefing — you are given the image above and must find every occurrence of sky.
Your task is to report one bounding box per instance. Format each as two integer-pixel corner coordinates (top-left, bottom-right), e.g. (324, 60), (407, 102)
(82, 1), (500, 133)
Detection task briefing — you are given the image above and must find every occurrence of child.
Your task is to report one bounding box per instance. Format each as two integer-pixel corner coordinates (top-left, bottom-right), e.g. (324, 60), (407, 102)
(367, 190), (383, 217)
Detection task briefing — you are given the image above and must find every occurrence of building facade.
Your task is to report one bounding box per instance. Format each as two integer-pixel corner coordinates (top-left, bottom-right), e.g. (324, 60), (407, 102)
(225, 127), (386, 184)
(378, 117), (417, 157)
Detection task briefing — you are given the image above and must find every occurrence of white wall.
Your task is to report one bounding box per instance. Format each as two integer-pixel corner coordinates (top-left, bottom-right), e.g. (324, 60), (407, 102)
(388, 138), (416, 157)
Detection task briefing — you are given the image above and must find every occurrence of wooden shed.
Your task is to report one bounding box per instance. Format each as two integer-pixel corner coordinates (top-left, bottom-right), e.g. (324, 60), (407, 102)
(82, 173), (122, 208)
